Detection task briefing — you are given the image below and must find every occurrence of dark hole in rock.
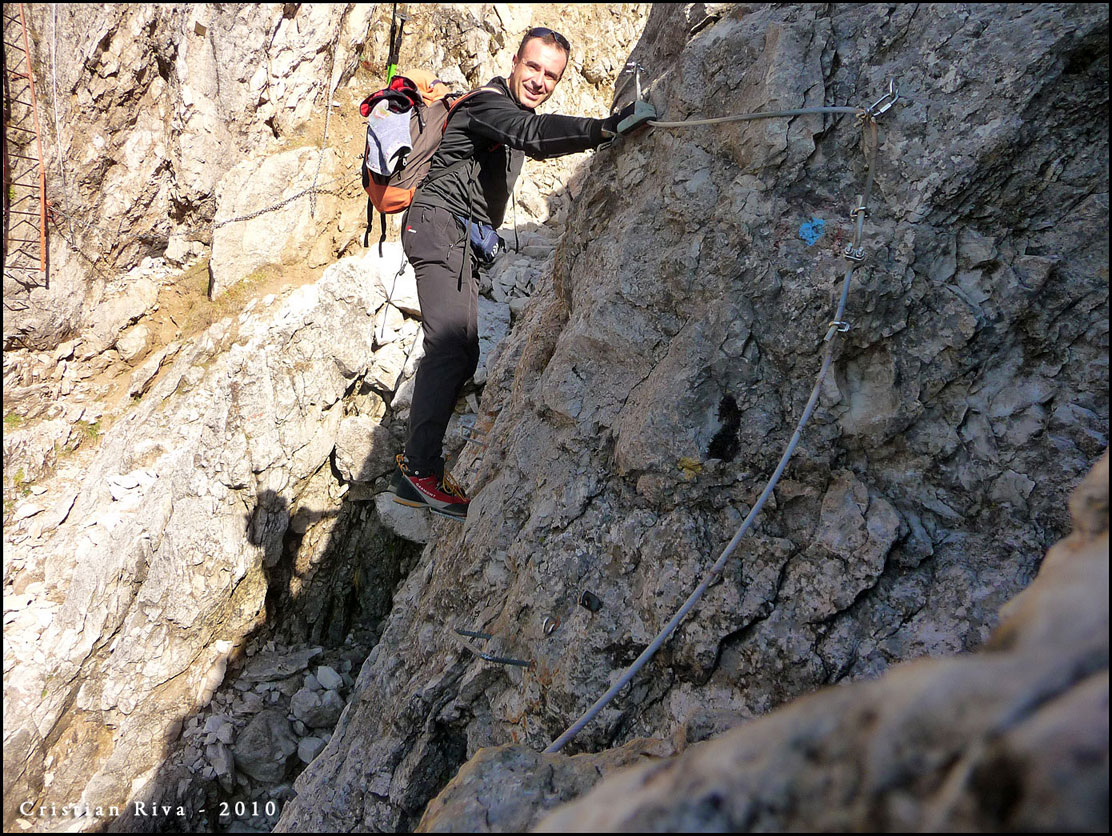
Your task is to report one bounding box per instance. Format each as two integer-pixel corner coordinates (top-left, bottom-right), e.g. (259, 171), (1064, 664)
(707, 394), (742, 462)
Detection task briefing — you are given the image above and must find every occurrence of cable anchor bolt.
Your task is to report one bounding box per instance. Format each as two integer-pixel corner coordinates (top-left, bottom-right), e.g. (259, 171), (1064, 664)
(542, 616), (560, 636)
(623, 61), (646, 101)
(460, 424), (489, 448)
(849, 204), (868, 220)
(866, 78), (899, 118)
(823, 320), (852, 343)
(578, 589), (603, 612)
(614, 62), (657, 135)
(843, 244), (867, 262)
(452, 628), (534, 669)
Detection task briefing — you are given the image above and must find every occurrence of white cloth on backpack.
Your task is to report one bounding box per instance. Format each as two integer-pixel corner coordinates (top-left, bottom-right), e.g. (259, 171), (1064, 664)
(366, 100), (413, 176)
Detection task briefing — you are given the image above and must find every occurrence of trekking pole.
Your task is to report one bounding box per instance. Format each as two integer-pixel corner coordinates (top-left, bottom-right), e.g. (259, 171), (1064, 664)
(385, 3), (408, 84)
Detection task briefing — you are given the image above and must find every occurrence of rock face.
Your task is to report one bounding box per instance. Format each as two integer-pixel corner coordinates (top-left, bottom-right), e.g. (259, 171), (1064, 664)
(209, 146), (347, 299)
(1, 252), (416, 830)
(418, 737), (683, 832)
(6, 4), (374, 349)
(2, 2), (1107, 834)
(4, 2), (650, 352)
(274, 3), (1108, 832)
(3, 5), (651, 833)
(533, 452), (1108, 832)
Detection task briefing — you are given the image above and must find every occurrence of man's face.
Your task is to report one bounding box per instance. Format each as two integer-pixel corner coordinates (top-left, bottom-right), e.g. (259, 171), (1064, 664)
(508, 37), (568, 109)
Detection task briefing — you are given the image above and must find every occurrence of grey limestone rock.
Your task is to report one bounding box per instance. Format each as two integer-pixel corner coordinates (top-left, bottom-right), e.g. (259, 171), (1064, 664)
(298, 737), (328, 765)
(417, 738), (681, 833)
(289, 688), (344, 729)
(372, 244), (422, 317)
(335, 415), (398, 484)
(115, 324), (151, 364)
(533, 453), (1109, 832)
(8, 4), (376, 350)
(276, 3), (1108, 833)
(239, 648), (325, 684)
(374, 493), (432, 544)
(2, 253), (389, 825)
(3, 2), (1105, 833)
(234, 710), (298, 783)
(316, 666), (344, 692)
(205, 741), (235, 793)
(209, 146), (346, 299)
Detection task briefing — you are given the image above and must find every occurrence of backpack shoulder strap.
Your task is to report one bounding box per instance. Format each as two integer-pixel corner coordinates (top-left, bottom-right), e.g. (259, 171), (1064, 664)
(442, 85), (505, 133)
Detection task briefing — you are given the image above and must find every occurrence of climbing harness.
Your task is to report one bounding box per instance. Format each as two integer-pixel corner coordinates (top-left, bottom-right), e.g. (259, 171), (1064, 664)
(544, 81), (897, 754)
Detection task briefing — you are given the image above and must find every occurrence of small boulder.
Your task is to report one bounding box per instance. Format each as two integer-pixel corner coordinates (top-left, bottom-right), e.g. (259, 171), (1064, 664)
(298, 737), (327, 764)
(232, 709), (297, 782)
(316, 666), (343, 692)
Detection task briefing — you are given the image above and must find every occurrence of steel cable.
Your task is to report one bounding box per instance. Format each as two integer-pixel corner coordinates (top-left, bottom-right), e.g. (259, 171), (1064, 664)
(310, 44), (339, 217)
(545, 106), (886, 755)
(647, 105), (864, 128)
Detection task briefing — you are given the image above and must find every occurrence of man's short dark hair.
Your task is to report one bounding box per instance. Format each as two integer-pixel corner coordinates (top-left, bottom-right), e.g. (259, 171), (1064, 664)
(517, 27), (571, 58)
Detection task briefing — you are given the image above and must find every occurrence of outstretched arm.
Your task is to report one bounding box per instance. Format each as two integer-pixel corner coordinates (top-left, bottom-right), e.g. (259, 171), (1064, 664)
(460, 93), (608, 159)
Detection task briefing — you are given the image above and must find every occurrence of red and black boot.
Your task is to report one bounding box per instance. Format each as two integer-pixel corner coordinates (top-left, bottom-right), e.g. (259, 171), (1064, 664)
(391, 454), (470, 519)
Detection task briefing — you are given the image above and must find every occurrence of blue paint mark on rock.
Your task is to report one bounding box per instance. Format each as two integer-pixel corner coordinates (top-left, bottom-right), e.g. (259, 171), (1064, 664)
(799, 217), (826, 246)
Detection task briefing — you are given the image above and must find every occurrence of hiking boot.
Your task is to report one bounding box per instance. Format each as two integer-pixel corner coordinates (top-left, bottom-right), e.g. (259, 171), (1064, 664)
(391, 454), (470, 519)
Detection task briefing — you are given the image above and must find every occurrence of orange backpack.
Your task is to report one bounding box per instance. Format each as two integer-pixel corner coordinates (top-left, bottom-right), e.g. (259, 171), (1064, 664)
(359, 68), (497, 251)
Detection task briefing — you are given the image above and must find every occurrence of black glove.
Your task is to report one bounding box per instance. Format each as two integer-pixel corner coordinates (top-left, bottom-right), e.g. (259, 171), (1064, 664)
(601, 102), (639, 137)
(600, 101), (658, 146)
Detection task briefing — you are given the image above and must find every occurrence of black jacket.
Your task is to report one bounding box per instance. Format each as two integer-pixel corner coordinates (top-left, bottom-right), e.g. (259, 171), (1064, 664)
(411, 75), (608, 228)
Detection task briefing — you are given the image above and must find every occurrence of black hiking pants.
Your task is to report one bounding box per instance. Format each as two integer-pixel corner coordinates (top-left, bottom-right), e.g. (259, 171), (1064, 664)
(402, 204), (479, 477)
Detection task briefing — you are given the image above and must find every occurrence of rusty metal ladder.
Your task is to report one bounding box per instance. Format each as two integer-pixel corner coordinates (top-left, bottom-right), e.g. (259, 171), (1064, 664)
(3, 2), (49, 304)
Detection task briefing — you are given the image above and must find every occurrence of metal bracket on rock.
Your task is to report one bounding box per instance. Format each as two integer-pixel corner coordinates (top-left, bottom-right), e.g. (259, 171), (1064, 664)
(616, 61), (657, 134)
(623, 61), (646, 101)
(824, 319), (853, 343)
(452, 628), (533, 669)
(843, 244), (867, 262)
(543, 74), (902, 757)
(578, 589), (603, 612)
(460, 424), (489, 448)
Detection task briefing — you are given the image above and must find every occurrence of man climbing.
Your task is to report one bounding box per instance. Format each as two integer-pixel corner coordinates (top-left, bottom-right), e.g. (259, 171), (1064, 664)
(391, 27), (652, 519)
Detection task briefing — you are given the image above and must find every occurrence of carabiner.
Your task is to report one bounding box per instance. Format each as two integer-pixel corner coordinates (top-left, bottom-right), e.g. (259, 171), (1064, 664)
(867, 79), (899, 118)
